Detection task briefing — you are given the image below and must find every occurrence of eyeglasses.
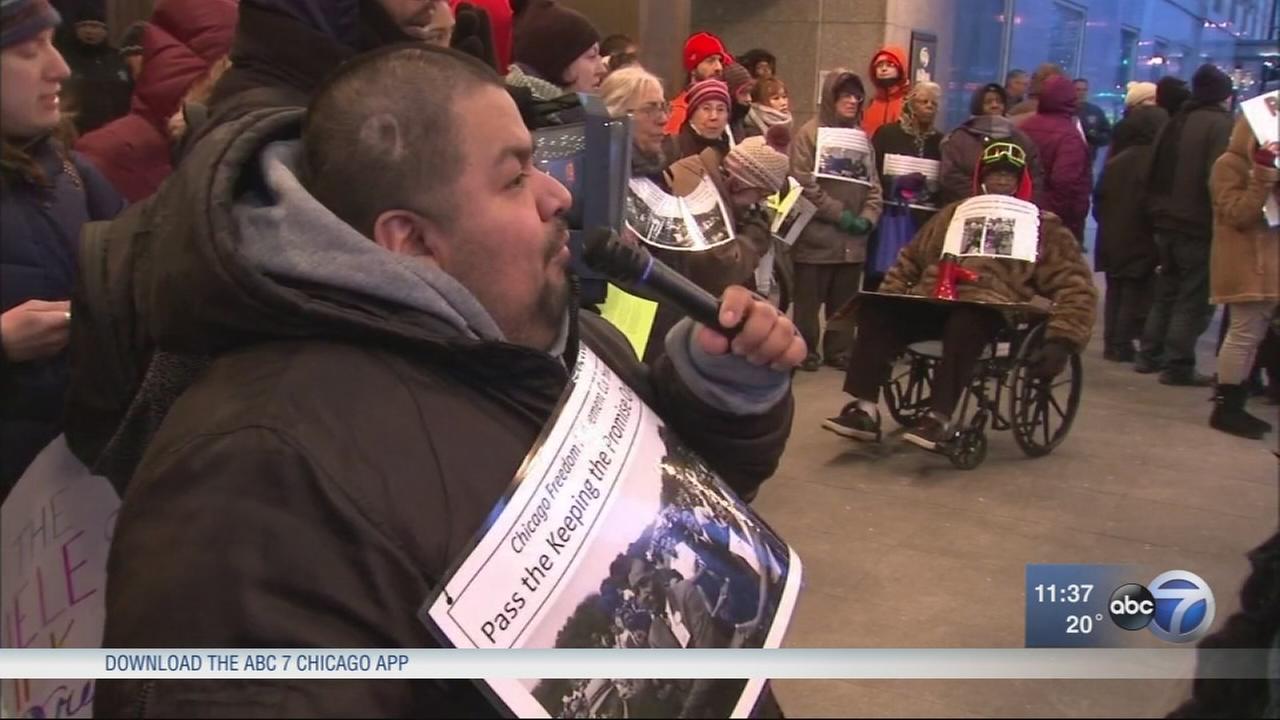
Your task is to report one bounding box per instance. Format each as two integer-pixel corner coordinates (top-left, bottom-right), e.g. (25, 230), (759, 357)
(634, 101), (672, 118)
(981, 142), (1027, 169)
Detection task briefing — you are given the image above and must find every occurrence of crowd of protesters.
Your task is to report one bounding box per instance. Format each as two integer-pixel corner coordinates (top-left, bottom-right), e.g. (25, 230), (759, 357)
(1, 0), (1277, 715)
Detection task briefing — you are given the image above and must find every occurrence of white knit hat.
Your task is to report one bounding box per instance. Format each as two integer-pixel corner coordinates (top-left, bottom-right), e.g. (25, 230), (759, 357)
(724, 125), (791, 193)
(1124, 81), (1157, 108)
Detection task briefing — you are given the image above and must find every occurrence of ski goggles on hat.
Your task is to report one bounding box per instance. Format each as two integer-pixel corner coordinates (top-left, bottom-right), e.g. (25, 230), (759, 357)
(980, 141), (1027, 169)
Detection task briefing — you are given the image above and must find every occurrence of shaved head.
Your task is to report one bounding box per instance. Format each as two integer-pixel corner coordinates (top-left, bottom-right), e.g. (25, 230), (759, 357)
(301, 45), (503, 237)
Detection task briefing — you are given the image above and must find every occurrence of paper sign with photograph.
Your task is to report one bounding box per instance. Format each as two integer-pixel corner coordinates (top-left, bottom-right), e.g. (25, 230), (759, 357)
(882, 153), (943, 211)
(815, 127), (874, 186)
(2, 436), (119, 719)
(420, 347), (802, 719)
(1240, 90), (1279, 228)
(1242, 90), (1279, 146)
(625, 177), (736, 252)
(768, 178), (817, 246)
(942, 195), (1041, 262)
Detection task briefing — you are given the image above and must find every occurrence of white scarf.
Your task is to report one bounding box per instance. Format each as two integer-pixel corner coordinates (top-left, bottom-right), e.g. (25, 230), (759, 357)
(747, 103), (793, 133)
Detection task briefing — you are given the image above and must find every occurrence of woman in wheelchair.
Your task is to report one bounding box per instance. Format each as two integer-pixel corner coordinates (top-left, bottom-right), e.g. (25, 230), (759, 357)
(823, 140), (1097, 452)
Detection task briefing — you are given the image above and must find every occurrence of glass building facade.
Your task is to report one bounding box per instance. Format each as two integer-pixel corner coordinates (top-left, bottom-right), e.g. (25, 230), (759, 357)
(941, 0), (1278, 130)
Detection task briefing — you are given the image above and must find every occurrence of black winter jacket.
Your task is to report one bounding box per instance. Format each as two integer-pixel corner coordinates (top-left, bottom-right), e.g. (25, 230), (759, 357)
(1093, 106), (1167, 276)
(1145, 101), (1234, 239)
(69, 109), (793, 718)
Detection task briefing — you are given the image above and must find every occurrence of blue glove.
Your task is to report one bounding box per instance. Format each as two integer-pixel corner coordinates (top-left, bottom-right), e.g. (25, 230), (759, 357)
(838, 211), (873, 236)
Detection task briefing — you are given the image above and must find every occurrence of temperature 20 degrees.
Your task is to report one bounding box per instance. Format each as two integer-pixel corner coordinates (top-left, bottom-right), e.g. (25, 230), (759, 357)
(1066, 614), (1105, 634)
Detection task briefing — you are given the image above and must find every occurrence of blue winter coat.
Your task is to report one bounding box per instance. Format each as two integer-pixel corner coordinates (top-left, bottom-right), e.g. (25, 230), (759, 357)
(1, 137), (125, 493)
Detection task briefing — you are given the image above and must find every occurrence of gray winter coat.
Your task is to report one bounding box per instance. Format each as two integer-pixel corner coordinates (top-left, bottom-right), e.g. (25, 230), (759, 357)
(788, 69), (883, 264)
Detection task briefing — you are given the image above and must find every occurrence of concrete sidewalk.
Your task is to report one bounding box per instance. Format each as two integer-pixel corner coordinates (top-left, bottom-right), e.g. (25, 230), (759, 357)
(757, 313), (1278, 717)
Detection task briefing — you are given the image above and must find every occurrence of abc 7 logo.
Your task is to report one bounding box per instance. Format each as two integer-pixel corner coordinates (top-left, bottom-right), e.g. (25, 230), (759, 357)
(1108, 570), (1215, 643)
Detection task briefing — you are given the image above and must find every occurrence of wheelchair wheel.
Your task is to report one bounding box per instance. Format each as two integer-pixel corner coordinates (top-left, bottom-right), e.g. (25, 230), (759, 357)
(1008, 325), (1083, 457)
(885, 356), (935, 429)
(949, 429), (988, 470)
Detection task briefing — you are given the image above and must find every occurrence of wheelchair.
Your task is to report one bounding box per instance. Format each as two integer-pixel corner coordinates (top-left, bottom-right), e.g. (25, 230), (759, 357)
(881, 312), (1084, 470)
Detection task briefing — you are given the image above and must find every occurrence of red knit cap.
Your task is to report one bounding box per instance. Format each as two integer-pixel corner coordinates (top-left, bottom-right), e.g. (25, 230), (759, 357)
(683, 31), (732, 72)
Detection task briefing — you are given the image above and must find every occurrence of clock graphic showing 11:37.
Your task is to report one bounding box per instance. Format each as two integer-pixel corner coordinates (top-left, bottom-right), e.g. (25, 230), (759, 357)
(1025, 564), (1137, 648)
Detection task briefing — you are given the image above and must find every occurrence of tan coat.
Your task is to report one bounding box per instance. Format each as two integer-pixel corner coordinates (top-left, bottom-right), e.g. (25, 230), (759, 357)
(788, 69), (884, 264)
(661, 148), (771, 296)
(636, 149), (774, 362)
(880, 202), (1098, 350)
(1209, 117), (1280, 305)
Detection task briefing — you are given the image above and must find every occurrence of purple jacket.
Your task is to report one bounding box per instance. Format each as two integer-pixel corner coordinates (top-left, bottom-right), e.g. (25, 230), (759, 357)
(1019, 76), (1093, 241)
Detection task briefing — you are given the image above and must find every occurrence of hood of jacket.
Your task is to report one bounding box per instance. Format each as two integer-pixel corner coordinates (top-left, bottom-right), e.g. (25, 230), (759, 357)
(67, 107), (583, 490)
(1037, 75), (1078, 116)
(130, 0), (238, 129)
(1112, 105), (1167, 150)
(971, 161), (1034, 201)
(131, 108), (566, 362)
(868, 46), (909, 99)
(1226, 114), (1261, 160)
(969, 83), (1007, 117)
(818, 68), (861, 128)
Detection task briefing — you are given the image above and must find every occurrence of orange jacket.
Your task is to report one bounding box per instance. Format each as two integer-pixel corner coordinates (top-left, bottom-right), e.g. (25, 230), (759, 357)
(862, 46), (910, 137)
(665, 88), (690, 135)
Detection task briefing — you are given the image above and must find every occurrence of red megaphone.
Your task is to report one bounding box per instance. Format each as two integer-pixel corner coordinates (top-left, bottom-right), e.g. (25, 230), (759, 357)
(934, 253), (979, 301)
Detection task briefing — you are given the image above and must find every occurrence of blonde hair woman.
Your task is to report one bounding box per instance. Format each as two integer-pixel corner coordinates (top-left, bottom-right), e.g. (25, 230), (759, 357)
(599, 65), (669, 167)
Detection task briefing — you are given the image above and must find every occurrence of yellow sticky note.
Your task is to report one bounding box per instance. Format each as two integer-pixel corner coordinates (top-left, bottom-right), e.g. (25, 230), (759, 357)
(599, 284), (659, 358)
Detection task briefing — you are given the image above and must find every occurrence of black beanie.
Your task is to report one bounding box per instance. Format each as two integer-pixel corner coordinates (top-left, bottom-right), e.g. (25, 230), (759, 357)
(512, 0), (600, 87)
(1155, 76), (1190, 115)
(1191, 64), (1233, 105)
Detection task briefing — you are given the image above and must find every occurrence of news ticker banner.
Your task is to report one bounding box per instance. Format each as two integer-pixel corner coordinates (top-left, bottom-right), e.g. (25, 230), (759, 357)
(1, 648), (1272, 680)
(1025, 564), (1217, 648)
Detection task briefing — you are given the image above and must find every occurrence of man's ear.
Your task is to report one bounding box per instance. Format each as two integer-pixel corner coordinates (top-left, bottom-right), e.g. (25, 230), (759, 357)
(372, 209), (448, 265)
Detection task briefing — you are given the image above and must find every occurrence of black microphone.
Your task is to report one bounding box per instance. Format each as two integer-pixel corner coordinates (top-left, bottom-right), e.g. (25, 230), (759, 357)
(583, 228), (740, 338)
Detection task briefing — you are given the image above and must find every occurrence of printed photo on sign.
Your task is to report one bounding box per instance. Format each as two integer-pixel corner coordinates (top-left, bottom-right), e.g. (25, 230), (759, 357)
(420, 348), (801, 719)
(882, 153), (942, 211)
(625, 178), (737, 252)
(768, 178), (817, 246)
(682, 179), (735, 249)
(2, 436), (119, 719)
(1241, 90), (1279, 147)
(815, 127), (874, 186)
(943, 194), (1041, 262)
(1240, 91), (1280, 228)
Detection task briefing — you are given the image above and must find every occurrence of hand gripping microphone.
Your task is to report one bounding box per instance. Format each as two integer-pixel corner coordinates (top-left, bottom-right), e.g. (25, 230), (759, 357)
(583, 228), (740, 338)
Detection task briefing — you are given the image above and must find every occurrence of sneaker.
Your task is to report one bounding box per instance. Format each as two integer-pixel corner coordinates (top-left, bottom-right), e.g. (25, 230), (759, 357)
(903, 415), (952, 452)
(799, 354), (821, 372)
(1158, 368), (1213, 387)
(1134, 354), (1163, 374)
(822, 403), (881, 442)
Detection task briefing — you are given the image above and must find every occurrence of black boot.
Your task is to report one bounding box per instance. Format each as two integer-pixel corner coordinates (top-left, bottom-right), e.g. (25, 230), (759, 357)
(1209, 384), (1271, 439)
